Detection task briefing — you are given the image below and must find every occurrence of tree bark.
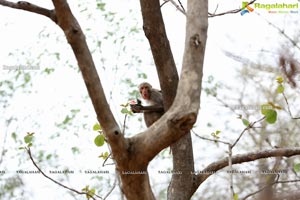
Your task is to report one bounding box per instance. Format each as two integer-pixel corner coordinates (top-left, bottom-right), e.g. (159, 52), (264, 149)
(168, 133), (195, 200)
(139, 1), (207, 199)
(167, 0), (208, 199)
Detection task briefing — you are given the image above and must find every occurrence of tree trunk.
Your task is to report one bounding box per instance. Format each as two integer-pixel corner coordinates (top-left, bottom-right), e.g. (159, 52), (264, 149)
(168, 133), (195, 200)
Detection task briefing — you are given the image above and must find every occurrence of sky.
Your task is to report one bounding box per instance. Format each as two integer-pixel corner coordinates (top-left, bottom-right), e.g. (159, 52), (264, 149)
(0, 0), (300, 199)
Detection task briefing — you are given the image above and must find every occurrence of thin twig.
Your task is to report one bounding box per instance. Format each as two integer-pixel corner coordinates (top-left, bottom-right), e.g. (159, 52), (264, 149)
(122, 114), (128, 135)
(26, 147), (102, 200)
(103, 171), (118, 200)
(177, 0), (185, 12)
(160, 0), (169, 8)
(208, 0), (256, 18)
(282, 92), (300, 119)
(242, 177), (300, 200)
(215, 96), (240, 116)
(228, 145), (235, 200)
(231, 116), (265, 148)
(192, 130), (230, 145)
(212, 4), (219, 15)
(256, 12), (300, 51)
(161, 0), (186, 15)
(102, 153), (115, 167)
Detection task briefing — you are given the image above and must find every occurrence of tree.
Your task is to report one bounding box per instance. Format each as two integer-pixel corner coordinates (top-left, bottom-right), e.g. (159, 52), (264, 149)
(0, 0), (300, 199)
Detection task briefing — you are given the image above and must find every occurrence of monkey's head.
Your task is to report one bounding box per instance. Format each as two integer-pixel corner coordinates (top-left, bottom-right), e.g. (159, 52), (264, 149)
(138, 82), (152, 100)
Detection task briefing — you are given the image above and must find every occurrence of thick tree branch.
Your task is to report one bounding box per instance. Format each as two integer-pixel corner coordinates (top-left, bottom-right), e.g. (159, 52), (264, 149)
(139, 0), (178, 108)
(138, 1), (197, 199)
(0, 0), (57, 22)
(167, 0), (208, 199)
(50, 0), (127, 162)
(192, 147), (300, 192)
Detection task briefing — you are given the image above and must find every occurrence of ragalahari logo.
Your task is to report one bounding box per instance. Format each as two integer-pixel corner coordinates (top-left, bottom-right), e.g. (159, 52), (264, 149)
(241, 2), (254, 15)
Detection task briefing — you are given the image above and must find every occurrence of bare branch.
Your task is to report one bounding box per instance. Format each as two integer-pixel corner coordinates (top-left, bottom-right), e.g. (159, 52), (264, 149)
(282, 92), (300, 119)
(193, 147), (300, 188)
(256, 12), (300, 51)
(0, 0), (56, 22)
(26, 148), (102, 200)
(122, 114), (128, 135)
(208, 0), (257, 18)
(162, 0), (256, 18)
(161, 0), (186, 15)
(231, 116), (265, 148)
(228, 145), (235, 199)
(242, 178), (300, 200)
(192, 130), (230, 145)
(103, 172), (117, 200)
(177, 0), (185, 12)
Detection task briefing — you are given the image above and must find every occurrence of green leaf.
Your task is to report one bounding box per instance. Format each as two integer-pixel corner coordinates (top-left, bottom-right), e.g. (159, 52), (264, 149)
(24, 73), (31, 83)
(93, 123), (101, 131)
(11, 132), (17, 142)
(44, 68), (55, 74)
(276, 85), (284, 93)
(46, 154), (52, 160)
(89, 188), (95, 196)
(94, 134), (105, 147)
(211, 130), (221, 139)
(276, 76), (284, 84)
(82, 185), (89, 192)
(233, 193), (239, 200)
(24, 135), (33, 144)
(99, 151), (109, 160)
(62, 115), (72, 124)
(71, 147), (80, 154)
(265, 110), (277, 124)
(294, 163), (300, 172)
(242, 119), (250, 126)
(261, 104), (272, 115)
(121, 107), (129, 114)
(96, 2), (106, 11)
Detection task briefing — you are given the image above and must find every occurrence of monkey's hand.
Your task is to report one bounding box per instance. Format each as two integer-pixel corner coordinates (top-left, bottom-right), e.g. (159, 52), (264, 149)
(130, 104), (144, 113)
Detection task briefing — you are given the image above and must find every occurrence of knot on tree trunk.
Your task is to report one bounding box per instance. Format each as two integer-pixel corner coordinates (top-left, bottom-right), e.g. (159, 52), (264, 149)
(17, 1), (30, 6)
(168, 112), (197, 132)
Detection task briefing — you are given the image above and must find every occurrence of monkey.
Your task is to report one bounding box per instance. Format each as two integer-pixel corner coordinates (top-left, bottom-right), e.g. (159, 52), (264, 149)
(130, 82), (164, 127)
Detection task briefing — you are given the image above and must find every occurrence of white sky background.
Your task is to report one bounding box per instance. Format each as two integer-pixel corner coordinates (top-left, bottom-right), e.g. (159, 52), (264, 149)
(0, 0), (300, 199)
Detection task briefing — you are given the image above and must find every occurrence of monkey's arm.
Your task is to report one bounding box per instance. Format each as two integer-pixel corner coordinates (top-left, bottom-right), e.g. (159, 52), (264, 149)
(139, 105), (164, 112)
(130, 104), (164, 113)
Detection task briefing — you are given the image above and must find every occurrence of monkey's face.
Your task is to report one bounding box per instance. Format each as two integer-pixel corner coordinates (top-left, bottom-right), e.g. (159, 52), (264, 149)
(140, 85), (150, 100)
